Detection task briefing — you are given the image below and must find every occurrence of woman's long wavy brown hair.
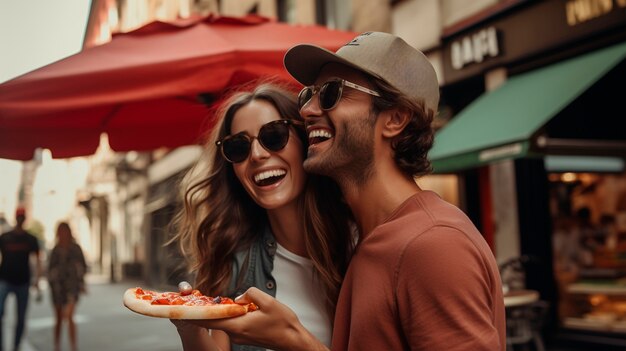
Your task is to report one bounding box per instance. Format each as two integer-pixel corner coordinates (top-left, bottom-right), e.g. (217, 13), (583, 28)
(171, 82), (355, 319)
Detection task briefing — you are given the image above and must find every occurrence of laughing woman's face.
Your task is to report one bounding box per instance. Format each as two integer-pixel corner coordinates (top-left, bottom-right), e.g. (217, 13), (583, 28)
(229, 99), (306, 211)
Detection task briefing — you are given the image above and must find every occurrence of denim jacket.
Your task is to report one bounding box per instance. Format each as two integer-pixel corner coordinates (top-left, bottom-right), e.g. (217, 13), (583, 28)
(226, 226), (277, 351)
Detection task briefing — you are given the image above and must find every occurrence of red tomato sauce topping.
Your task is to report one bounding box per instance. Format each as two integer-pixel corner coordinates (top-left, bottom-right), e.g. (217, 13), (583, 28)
(133, 287), (237, 306)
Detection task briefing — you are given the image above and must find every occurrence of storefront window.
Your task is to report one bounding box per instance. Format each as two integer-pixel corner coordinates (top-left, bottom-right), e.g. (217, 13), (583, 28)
(550, 171), (626, 333)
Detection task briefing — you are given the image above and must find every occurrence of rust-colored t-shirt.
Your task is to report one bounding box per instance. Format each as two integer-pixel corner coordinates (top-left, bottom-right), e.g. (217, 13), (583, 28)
(331, 191), (506, 350)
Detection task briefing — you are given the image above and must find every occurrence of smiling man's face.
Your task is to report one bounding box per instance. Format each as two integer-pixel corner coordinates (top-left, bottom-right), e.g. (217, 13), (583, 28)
(300, 64), (379, 184)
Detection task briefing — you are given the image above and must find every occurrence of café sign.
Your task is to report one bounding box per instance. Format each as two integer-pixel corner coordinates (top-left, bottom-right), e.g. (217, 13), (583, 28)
(566, 0), (626, 26)
(450, 27), (500, 70)
(442, 0), (626, 84)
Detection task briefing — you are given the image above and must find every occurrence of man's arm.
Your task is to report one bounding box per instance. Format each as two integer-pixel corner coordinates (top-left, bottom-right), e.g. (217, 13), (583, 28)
(189, 287), (329, 351)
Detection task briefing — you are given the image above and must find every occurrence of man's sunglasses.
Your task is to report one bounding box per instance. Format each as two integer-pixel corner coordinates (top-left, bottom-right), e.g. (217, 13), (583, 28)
(216, 119), (303, 163)
(297, 78), (381, 111)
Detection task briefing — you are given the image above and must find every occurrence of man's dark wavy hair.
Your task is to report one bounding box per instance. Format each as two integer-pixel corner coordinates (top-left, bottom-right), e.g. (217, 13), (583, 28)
(369, 77), (436, 178)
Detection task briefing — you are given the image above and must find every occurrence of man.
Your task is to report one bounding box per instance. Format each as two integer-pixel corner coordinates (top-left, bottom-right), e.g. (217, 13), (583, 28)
(197, 32), (505, 351)
(0, 208), (41, 351)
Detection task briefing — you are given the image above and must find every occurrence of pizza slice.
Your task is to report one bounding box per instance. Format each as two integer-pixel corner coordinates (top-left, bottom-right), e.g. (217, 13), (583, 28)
(123, 286), (258, 319)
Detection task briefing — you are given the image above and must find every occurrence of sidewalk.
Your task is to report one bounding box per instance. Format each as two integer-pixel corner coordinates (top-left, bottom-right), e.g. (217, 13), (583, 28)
(4, 275), (181, 351)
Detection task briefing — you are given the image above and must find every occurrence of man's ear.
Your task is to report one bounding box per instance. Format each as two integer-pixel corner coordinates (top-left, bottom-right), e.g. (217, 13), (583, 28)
(380, 108), (410, 139)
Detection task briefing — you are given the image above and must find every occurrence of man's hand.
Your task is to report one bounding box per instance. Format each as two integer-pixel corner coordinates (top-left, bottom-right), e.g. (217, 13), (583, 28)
(188, 287), (329, 351)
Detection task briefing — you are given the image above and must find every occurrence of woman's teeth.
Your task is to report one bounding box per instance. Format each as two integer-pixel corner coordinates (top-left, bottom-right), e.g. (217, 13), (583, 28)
(254, 169), (287, 186)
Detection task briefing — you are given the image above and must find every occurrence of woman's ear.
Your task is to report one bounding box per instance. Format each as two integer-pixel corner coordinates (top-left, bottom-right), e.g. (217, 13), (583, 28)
(380, 108), (410, 139)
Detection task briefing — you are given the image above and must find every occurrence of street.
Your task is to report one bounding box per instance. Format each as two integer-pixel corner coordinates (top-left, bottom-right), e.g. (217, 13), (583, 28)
(3, 275), (181, 351)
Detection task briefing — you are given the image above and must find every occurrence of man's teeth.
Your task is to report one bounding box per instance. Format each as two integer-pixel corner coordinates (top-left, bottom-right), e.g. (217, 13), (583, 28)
(308, 129), (333, 139)
(254, 169), (286, 183)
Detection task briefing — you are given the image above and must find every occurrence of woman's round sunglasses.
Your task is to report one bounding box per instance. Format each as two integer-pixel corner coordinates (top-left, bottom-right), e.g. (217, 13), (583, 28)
(297, 78), (381, 111)
(216, 119), (303, 163)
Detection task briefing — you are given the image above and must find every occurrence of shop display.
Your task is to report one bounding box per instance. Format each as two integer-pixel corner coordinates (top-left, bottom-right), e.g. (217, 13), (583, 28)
(550, 172), (626, 334)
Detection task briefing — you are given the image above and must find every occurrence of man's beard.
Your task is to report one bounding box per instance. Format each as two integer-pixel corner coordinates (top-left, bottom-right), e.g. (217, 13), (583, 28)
(304, 110), (377, 187)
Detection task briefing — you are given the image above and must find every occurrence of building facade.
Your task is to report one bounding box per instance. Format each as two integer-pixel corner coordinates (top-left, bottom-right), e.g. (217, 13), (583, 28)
(432, 0), (626, 347)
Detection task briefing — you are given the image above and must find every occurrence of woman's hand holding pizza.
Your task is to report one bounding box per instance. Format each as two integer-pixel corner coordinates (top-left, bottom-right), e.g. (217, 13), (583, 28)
(124, 281), (250, 351)
(123, 283), (326, 350)
(189, 287), (329, 351)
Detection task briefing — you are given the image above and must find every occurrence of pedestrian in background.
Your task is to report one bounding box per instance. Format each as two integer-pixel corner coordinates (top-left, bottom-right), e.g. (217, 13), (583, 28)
(0, 207), (42, 351)
(48, 222), (87, 351)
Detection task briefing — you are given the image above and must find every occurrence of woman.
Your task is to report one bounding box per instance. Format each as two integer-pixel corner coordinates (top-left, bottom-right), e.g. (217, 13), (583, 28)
(172, 83), (355, 350)
(48, 222), (87, 351)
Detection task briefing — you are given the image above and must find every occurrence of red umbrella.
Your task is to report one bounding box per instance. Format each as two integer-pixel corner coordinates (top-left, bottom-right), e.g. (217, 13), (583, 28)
(0, 14), (356, 160)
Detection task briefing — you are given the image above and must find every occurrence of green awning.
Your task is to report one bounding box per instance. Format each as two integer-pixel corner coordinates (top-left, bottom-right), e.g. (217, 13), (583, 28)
(430, 41), (626, 173)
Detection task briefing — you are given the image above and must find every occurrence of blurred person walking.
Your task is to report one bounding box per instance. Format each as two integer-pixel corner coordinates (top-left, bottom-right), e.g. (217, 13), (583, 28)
(0, 208), (42, 351)
(47, 222), (87, 351)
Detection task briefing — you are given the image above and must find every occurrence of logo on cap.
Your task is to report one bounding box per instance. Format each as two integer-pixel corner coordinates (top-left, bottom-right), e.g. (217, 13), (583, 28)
(344, 32), (373, 47)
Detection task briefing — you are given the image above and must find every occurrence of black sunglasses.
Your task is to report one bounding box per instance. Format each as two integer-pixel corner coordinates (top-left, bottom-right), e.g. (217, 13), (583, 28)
(297, 78), (381, 111)
(216, 119), (303, 163)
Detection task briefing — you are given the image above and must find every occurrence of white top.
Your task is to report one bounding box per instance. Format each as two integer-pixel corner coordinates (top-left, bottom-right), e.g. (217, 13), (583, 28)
(269, 243), (331, 349)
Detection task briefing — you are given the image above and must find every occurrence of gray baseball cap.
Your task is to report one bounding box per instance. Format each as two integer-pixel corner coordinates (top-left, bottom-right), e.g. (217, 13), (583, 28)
(284, 31), (439, 113)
